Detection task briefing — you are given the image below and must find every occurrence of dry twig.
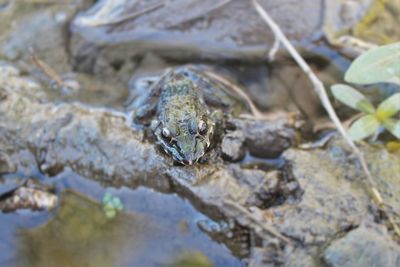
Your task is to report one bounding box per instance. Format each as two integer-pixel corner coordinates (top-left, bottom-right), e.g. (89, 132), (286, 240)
(202, 70), (265, 118)
(251, 0), (400, 237)
(224, 199), (291, 244)
(30, 51), (65, 88)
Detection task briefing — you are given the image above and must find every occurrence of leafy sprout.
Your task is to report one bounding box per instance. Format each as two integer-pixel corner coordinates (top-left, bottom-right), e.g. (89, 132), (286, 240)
(102, 192), (124, 219)
(331, 42), (400, 141)
(331, 85), (400, 140)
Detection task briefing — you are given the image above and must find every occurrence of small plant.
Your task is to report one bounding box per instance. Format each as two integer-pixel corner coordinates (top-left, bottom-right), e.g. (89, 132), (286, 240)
(331, 42), (400, 141)
(102, 192), (124, 219)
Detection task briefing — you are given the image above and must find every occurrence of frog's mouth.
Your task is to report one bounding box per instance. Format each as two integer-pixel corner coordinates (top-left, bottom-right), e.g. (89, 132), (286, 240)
(156, 133), (210, 165)
(154, 119), (214, 165)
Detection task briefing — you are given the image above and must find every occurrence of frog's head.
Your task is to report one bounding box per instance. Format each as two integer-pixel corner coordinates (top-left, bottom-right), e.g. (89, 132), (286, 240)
(154, 115), (214, 165)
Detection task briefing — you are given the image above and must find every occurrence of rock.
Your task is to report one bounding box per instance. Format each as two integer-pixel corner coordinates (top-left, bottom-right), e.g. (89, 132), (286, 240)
(228, 165), (302, 209)
(221, 131), (245, 161)
(323, 0), (371, 33)
(248, 245), (285, 267)
(1, 65), (400, 266)
(0, 2), (129, 108)
(70, 0), (324, 68)
(282, 246), (317, 267)
(0, 177), (23, 196)
(0, 61), (46, 101)
(0, 64), (288, 210)
(228, 117), (297, 158)
(269, 136), (400, 245)
(68, 0), (377, 74)
(323, 223), (400, 267)
(0, 178), (57, 212)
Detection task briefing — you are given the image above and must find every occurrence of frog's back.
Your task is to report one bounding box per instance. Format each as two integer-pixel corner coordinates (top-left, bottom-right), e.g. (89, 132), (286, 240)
(158, 71), (207, 120)
(159, 71), (202, 100)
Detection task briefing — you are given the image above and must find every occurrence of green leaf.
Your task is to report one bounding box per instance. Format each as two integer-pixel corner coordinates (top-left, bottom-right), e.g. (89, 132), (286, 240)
(376, 93), (400, 120)
(105, 209), (117, 219)
(111, 197), (123, 210)
(348, 114), (380, 141)
(331, 84), (375, 113)
(103, 192), (112, 204)
(382, 119), (400, 139)
(103, 203), (114, 211)
(103, 203), (118, 219)
(345, 42), (400, 84)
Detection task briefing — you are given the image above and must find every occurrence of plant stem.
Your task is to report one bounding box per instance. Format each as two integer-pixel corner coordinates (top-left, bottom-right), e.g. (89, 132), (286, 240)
(251, 0), (400, 237)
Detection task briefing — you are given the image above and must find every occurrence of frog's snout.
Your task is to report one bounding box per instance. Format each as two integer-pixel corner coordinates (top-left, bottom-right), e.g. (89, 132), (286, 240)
(182, 158), (194, 165)
(181, 152), (198, 165)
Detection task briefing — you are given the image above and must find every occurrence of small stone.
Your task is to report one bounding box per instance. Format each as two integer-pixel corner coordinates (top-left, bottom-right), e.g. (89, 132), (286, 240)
(221, 131), (245, 161)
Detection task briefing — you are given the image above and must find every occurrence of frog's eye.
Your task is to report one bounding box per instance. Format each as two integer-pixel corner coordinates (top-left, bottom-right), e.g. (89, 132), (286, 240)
(198, 120), (208, 135)
(161, 128), (172, 142)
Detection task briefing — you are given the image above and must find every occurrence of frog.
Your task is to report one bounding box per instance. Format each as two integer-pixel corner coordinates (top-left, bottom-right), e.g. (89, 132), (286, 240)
(130, 66), (250, 165)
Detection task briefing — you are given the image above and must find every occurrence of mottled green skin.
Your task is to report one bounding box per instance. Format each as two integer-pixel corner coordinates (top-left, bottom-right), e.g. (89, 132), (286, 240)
(134, 67), (247, 165)
(155, 73), (214, 165)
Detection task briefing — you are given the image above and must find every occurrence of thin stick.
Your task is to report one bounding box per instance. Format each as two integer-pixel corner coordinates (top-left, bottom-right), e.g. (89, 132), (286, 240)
(30, 52), (65, 88)
(224, 199), (291, 244)
(203, 70), (265, 118)
(251, 0), (400, 237)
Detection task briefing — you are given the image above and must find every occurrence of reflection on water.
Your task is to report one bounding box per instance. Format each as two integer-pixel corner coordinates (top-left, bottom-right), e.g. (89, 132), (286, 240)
(14, 190), (152, 267)
(0, 172), (243, 267)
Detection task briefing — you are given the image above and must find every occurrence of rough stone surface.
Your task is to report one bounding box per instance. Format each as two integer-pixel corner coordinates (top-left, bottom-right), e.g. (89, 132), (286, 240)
(323, 223), (400, 267)
(1, 65), (400, 266)
(221, 131), (245, 161)
(228, 117), (297, 158)
(70, 0), (324, 64)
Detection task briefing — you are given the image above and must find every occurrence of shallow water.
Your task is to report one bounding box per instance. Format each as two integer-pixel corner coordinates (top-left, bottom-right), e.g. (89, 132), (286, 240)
(0, 170), (244, 267)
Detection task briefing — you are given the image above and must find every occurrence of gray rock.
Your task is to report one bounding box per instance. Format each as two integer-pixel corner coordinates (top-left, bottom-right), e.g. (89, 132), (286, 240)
(221, 131), (245, 161)
(1, 65), (400, 266)
(268, 136), (400, 245)
(229, 117), (297, 158)
(70, 0), (324, 66)
(0, 179), (58, 212)
(69, 0), (375, 69)
(323, 224), (400, 267)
